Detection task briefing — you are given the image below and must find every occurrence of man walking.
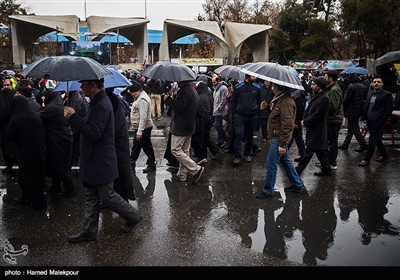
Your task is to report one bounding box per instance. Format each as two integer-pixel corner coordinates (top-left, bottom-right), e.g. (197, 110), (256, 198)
(255, 83), (304, 199)
(358, 76), (394, 166)
(129, 81), (156, 173)
(230, 74), (261, 166)
(212, 75), (229, 147)
(164, 80), (204, 184)
(147, 78), (162, 120)
(64, 78), (142, 242)
(338, 73), (368, 151)
(296, 77), (332, 177)
(325, 70), (344, 170)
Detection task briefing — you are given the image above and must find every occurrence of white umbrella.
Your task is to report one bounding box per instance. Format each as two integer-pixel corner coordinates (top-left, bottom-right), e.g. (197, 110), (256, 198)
(241, 62), (304, 90)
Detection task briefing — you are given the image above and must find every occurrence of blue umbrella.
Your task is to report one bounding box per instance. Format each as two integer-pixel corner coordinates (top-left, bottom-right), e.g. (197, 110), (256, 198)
(340, 66), (370, 75)
(53, 80), (81, 92)
(104, 68), (132, 88)
(53, 68), (132, 92)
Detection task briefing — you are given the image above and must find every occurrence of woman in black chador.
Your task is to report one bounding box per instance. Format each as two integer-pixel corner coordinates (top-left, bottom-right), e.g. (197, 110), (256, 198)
(6, 96), (47, 209)
(36, 89), (76, 196)
(0, 87), (18, 171)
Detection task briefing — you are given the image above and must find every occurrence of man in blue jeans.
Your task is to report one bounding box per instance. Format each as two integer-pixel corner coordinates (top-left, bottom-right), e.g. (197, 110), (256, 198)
(256, 83), (304, 199)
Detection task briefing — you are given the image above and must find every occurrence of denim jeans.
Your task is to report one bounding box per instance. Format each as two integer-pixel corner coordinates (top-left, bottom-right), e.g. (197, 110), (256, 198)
(214, 115), (227, 145)
(263, 140), (303, 195)
(233, 113), (258, 158)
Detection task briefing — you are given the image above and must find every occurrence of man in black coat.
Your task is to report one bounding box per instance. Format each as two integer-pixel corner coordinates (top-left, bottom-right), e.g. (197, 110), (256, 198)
(164, 81), (204, 184)
(338, 73), (368, 151)
(296, 77), (332, 176)
(358, 76), (394, 166)
(64, 79), (142, 242)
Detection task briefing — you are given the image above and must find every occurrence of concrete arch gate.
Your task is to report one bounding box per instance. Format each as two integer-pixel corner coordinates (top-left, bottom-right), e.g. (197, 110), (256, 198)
(9, 15), (271, 69)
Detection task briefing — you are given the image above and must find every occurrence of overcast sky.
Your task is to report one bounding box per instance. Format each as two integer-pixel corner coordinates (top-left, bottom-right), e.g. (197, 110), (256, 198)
(21, 0), (207, 30)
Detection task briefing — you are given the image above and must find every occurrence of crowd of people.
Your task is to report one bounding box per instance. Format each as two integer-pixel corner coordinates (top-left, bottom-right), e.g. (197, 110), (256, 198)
(0, 59), (399, 241)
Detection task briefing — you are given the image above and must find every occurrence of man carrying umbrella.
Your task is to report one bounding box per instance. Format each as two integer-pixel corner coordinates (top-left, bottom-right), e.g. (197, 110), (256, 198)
(164, 80), (205, 184)
(64, 78), (142, 242)
(255, 83), (304, 199)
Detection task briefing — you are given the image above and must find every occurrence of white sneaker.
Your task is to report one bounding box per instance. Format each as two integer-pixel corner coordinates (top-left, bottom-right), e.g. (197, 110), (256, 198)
(331, 165), (337, 170)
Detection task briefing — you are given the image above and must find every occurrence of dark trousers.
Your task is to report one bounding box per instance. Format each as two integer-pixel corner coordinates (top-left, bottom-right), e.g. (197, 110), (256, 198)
(130, 127), (156, 166)
(164, 132), (179, 167)
(342, 117), (367, 148)
(327, 122), (342, 166)
(364, 119), (388, 162)
(260, 117), (268, 139)
(296, 147), (331, 175)
(288, 124), (305, 158)
(81, 182), (141, 235)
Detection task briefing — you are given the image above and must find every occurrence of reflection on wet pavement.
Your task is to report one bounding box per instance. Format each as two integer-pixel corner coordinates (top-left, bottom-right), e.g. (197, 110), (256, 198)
(0, 125), (399, 269)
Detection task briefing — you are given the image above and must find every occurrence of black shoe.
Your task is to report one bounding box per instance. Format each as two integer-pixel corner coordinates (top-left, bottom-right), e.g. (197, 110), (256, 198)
(338, 145), (348, 150)
(211, 150), (224, 160)
(142, 165), (156, 173)
(193, 166), (204, 184)
(68, 231), (97, 242)
(355, 146), (367, 152)
(14, 197), (30, 205)
(100, 202), (108, 209)
(314, 171), (332, 176)
(252, 147), (262, 156)
(58, 190), (77, 197)
(217, 141), (226, 147)
(121, 215), (143, 233)
(375, 156), (389, 162)
(284, 185), (304, 193)
(255, 191), (273, 199)
(358, 160), (370, 167)
(294, 157), (303, 162)
(233, 157), (240, 166)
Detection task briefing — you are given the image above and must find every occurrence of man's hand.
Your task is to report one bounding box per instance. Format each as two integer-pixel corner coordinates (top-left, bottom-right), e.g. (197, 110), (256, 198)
(278, 146), (286, 155)
(64, 106), (76, 119)
(136, 134), (142, 141)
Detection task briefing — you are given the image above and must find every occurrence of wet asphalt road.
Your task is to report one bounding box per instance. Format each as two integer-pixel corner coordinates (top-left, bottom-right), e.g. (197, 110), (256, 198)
(0, 116), (399, 278)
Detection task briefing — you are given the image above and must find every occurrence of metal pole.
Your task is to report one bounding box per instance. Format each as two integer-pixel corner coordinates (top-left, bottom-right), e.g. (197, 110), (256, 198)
(145, 0), (147, 19)
(84, 0), (87, 20)
(117, 28), (120, 64)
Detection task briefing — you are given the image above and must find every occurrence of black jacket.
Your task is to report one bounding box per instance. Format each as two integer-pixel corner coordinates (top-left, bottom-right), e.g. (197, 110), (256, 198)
(343, 77), (367, 118)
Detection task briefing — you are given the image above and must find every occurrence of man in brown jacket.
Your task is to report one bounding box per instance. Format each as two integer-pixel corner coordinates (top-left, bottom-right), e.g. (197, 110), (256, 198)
(256, 83), (304, 199)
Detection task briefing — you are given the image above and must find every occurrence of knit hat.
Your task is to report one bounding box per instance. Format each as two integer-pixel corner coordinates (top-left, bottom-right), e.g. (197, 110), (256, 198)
(312, 77), (327, 90)
(16, 85), (32, 98)
(128, 80), (142, 93)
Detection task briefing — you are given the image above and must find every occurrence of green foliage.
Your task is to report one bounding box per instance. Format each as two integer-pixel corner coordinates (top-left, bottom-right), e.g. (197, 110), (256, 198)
(0, 0), (27, 26)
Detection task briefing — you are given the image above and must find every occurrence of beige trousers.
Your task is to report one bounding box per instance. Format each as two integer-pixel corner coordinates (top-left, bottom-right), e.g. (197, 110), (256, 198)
(150, 94), (161, 119)
(171, 134), (200, 179)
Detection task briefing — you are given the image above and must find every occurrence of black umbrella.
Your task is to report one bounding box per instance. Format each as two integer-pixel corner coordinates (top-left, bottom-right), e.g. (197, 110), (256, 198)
(372, 50), (400, 67)
(141, 62), (196, 82)
(214, 65), (245, 80)
(20, 55), (112, 81)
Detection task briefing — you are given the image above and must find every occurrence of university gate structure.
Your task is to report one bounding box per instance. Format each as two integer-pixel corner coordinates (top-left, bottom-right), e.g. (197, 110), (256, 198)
(9, 15), (271, 69)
